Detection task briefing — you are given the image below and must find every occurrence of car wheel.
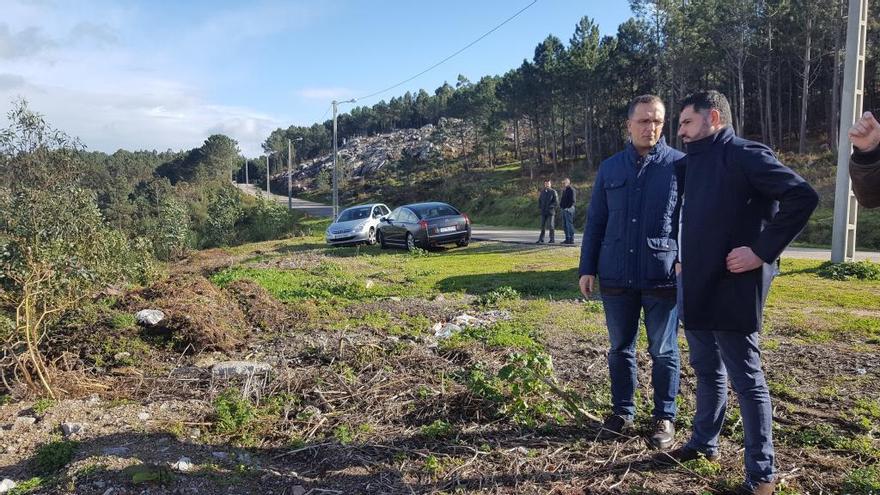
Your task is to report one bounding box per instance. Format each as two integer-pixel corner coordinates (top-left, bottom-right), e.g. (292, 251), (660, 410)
(378, 230), (388, 249)
(456, 236), (470, 247)
(406, 232), (416, 251)
(366, 227), (376, 245)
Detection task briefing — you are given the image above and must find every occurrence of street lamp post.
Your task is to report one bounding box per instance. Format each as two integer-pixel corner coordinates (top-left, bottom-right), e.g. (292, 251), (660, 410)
(288, 137), (303, 210)
(831, 0), (869, 262)
(244, 157), (249, 185)
(332, 98), (356, 219)
(265, 155), (270, 196)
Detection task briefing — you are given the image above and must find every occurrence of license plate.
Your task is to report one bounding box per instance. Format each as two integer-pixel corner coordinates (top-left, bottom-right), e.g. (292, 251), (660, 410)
(439, 226), (456, 233)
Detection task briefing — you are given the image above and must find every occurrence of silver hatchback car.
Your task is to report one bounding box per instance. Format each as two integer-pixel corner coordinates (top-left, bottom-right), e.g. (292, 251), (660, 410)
(325, 203), (391, 246)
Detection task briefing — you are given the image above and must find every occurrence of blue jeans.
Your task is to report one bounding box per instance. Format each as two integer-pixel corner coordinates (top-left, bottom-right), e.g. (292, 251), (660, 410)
(561, 207), (575, 242)
(684, 330), (775, 484)
(601, 289), (680, 420)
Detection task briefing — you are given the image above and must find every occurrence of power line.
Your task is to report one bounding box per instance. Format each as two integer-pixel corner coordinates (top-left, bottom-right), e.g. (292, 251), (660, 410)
(355, 0), (539, 103)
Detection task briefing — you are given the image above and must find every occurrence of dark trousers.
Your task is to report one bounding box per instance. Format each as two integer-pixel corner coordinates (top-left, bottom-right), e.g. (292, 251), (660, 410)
(684, 330), (775, 484)
(539, 212), (555, 242)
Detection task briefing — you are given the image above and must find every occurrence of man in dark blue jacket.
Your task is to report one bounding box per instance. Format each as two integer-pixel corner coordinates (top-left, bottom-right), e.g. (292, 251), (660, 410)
(579, 95), (684, 449)
(661, 91), (818, 495)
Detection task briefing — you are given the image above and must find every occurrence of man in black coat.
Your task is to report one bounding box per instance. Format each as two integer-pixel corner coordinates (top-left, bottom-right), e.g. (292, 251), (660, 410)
(537, 179), (558, 243)
(559, 178), (577, 244)
(848, 111), (880, 207)
(660, 91), (818, 495)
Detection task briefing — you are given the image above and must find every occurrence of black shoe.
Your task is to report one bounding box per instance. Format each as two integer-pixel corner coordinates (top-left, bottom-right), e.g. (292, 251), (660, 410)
(597, 414), (634, 440)
(648, 418), (675, 450)
(737, 480), (777, 495)
(653, 446), (719, 466)
(535, 239), (544, 244)
(548, 239), (555, 244)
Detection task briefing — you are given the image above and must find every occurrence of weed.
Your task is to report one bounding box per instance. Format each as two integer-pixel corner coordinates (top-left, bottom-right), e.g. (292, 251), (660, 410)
(476, 286), (520, 307)
(424, 455), (442, 476)
(843, 465), (880, 494)
(681, 455), (722, 476)
(32, 398), (54, 415)
(33, 439), (77, 475)
(213, 388), (255, 438)
(333, 425), (354, 445)
(817, 261), (880, 281)
(8, 477), (43, 495)
(420, 419), (454, 439)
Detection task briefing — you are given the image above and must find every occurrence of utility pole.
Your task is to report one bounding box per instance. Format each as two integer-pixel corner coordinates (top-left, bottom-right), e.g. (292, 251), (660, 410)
(244, 157), (249, 185)
(288, 139), (292, 210)
(265, 155), (270, 196)
(332, 98), (356, 219)
(831, 0), (869, 262)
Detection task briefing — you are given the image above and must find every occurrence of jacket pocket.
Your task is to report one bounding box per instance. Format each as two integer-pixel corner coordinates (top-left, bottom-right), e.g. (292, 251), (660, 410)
(598, 240), (623, 280)
(604, 178), (627, 211)
(645, 237), (677, 281)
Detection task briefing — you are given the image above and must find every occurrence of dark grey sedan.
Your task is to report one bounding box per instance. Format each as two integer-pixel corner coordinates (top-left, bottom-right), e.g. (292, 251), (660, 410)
(376, 202), (471, 251)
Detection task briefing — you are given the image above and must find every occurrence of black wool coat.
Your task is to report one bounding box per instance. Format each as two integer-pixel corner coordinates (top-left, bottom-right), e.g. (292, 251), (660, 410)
(678, 127), (819, 333)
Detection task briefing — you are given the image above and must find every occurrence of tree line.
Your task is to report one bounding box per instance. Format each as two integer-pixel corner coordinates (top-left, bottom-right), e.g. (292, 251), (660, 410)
(262, 0), (879, 170)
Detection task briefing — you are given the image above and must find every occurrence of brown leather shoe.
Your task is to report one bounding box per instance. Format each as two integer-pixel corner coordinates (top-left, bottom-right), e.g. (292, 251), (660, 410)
(653, 446), (719, 466)
(738, 480), (777, 495)
(648, 418), (675, 450)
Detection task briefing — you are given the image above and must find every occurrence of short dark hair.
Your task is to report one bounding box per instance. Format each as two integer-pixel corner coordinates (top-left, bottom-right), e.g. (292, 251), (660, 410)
(679, 90), (732, 125)
(627, 94), (665, 118)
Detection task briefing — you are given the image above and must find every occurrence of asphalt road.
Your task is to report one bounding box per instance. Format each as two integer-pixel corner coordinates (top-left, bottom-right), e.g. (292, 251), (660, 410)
(234, 183), (334, 217)
(233, 183), (879, 262)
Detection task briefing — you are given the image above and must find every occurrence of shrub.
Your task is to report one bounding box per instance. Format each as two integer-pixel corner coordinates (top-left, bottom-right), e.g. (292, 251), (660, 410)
(817, 261), (880, 281)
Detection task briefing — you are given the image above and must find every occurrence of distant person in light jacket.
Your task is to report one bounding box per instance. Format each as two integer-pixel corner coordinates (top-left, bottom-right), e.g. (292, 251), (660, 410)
(537, 179), (558, 244)
(559, 178), (577, 244)
(849, 111), (880, 207)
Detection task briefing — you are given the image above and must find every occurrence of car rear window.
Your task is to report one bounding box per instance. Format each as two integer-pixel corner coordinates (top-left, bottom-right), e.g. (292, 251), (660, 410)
(337, 207), (371, 222)
(412, 204), (458, 219)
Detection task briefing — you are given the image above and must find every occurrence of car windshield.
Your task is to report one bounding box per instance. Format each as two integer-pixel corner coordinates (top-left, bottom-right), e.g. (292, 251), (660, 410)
(412, 204), (458, 219)
(336, 207), (371, 222)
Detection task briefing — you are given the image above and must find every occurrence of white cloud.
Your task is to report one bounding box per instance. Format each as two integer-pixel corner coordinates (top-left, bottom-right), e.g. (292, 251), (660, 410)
(0, 1), (322, 156)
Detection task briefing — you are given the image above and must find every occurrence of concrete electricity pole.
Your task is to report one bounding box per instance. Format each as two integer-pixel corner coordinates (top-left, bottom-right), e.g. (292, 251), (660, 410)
(244, 157), (248, 185)
(288, 137), (303, 210)
(265, 155), (270, 196)
(332, 98), (356, 219)
(832, 0), (869, 262)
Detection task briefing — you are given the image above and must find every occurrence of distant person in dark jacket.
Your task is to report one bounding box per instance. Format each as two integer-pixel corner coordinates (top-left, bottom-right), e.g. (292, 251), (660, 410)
(849, 111), (880, 207)
(559, 178), (577, 244)
(579, 94), (684, 450)
(537, 179), (558, 244)
(660, 90), (818, 495)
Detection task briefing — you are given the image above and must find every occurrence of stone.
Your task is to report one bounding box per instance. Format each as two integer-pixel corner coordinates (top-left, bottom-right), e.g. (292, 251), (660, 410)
(137, 412), (150, 421)
(113, 352), (131, 362)
(364, 279), (375, 289)
(433, 323), (462, 339)
(211, 451), (229, 460)
(290, 486), (307, 495)
(172, 456), (194, 472)
(13, 416), (36, 429)
(102, 447), (130, 456)
(135, 309), (165, 326)
(0, 479), (15, 493)
(61, 422), (84, 437)
(211, 361), (272, 379)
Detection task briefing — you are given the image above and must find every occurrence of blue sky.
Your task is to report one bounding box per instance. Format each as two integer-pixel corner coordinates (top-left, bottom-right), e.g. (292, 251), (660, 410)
(0, 0), (633, 156)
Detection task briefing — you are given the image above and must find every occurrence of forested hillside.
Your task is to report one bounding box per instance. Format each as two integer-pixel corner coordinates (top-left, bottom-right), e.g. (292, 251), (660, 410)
(258, 2), (880, 174)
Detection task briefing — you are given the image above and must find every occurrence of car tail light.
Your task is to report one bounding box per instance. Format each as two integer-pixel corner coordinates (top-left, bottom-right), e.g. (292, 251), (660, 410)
(419, 220), (428, 230)
(463, 214), (470, 225)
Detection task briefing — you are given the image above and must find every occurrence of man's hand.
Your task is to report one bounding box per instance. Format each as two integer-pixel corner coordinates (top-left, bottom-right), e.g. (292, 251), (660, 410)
(726, 247), (764, 273)
(849, 111), (880, 153)
(675, 262), (682, 275)
(579, 275), (595, 298)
